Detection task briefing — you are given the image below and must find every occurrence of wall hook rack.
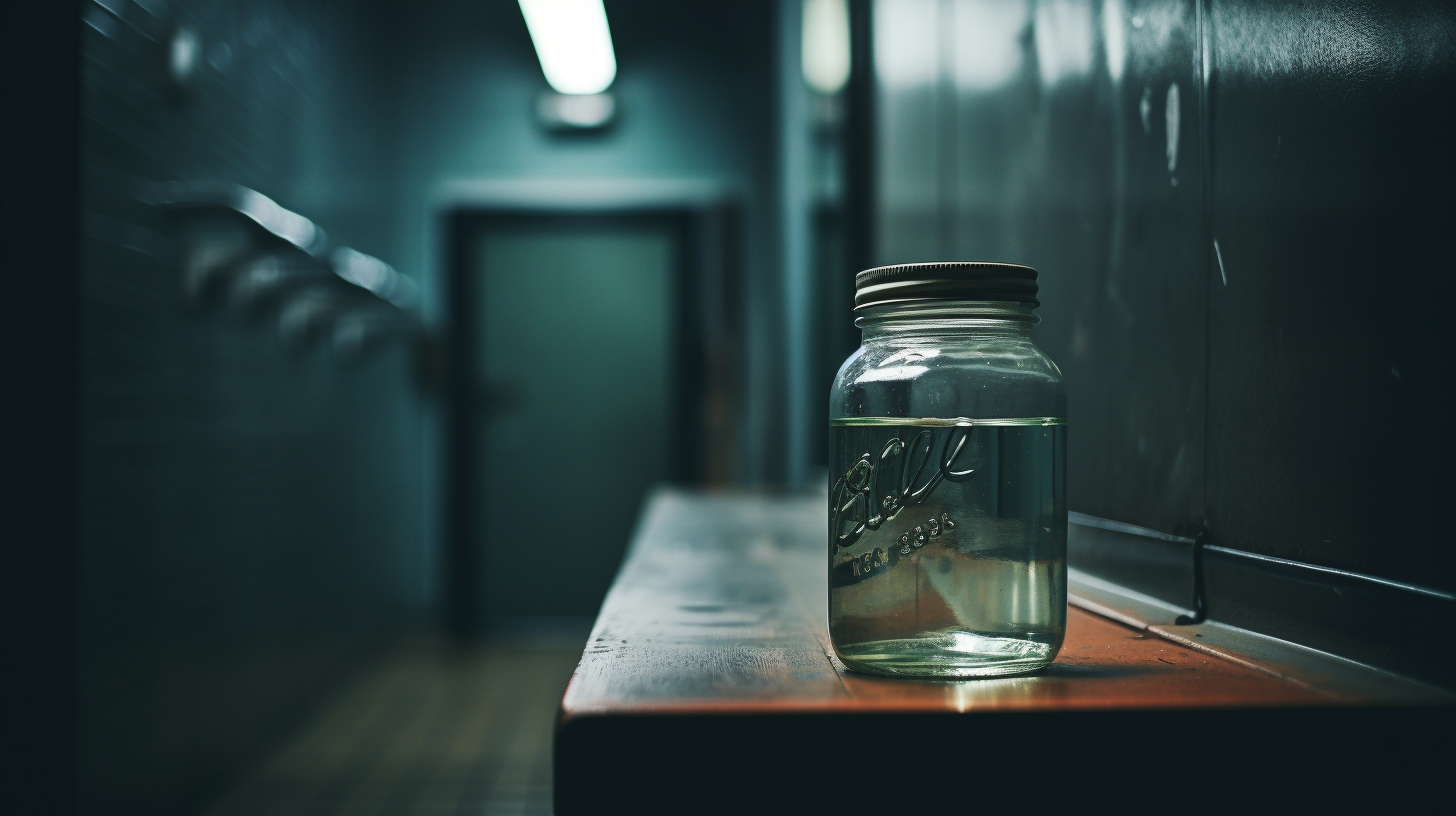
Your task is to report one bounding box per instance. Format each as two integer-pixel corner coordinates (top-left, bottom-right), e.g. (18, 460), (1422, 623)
(145, 180), (420, 359)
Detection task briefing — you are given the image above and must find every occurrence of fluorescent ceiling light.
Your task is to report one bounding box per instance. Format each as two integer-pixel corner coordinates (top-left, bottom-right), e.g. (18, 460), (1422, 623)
(518, 0), (618, 95)
(802, 0), (850, 94)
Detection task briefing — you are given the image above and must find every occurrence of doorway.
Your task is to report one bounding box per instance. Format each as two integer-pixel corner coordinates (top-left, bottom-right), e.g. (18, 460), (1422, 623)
(445, 208), (740, 632)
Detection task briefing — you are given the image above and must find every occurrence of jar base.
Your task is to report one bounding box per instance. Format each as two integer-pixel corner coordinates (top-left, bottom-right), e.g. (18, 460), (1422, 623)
(834, 629), (1060, 679)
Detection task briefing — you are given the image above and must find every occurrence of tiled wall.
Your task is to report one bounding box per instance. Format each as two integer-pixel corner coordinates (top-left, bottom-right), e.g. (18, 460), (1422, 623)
(872, 0), (1455, 587)
(79, 1), (426, 811)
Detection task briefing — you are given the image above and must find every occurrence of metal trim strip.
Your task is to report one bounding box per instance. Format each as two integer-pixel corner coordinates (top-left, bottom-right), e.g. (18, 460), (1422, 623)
(1205, 545), (1456, 603)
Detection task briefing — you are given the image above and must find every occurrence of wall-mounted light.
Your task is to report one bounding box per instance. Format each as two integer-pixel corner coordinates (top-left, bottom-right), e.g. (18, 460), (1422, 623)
(518, 0), (618, 95)
(802, 0), (850, 95)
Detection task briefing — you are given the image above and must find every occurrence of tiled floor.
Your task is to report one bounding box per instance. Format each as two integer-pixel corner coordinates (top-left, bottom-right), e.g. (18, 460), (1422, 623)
(204, 637), (584, 816)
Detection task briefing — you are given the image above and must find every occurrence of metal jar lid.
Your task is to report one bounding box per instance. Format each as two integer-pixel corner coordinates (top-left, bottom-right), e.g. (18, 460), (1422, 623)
(853, 261), (1039, 310)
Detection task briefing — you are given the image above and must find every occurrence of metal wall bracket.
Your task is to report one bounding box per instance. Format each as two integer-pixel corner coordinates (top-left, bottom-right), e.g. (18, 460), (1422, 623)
(1067, 511), (1198, 622)
(1068, 510), (1456, 690)
(145, 181), (421, 359)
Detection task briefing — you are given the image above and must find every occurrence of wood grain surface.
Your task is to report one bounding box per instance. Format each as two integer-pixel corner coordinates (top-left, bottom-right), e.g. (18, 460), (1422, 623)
(554, 491), (1450, 814)
(562, 490), (1321, 717)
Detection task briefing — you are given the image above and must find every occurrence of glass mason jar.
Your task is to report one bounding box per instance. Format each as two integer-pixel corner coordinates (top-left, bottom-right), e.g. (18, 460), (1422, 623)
(828, 262), (1066, 678)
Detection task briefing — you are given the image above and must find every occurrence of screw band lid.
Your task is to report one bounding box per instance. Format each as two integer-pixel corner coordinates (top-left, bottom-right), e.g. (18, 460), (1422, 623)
(854, 262), (1039, 310)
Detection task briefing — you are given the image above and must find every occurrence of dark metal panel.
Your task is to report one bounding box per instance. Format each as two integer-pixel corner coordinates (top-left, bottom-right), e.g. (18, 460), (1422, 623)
(871, 0), (1456, 678)
(1205, 0), (1456, 588)
(1203, 546), (1456, 689)
(873, 0), (1207, 535)
(1019, 0), (1208, 536)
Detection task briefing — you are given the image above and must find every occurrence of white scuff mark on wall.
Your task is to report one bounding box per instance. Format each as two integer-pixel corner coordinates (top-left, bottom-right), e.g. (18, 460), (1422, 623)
(1103, 0), (1126, 83)
(1165, 81), (1180, 186)
(1034, 0), (1095, 86)
(1214, 238), (1228, 286)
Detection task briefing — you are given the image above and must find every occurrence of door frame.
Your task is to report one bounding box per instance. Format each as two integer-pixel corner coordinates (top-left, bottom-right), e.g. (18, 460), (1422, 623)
(442, 197), (741, 635)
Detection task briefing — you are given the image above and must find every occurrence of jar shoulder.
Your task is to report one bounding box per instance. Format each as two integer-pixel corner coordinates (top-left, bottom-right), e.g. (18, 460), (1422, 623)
(831, 337), (1066, 420)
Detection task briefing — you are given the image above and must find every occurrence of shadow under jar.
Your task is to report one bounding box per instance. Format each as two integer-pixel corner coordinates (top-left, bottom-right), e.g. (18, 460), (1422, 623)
(829, 262), (1066, 678)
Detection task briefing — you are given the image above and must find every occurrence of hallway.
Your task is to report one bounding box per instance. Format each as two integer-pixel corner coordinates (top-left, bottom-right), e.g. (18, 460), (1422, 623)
(7, 1), (1455, 812)
(204, 633), (583, 816)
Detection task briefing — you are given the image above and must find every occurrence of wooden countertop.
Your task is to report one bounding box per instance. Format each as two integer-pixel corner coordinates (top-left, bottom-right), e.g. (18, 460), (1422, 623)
(554, 490), (1450, 814)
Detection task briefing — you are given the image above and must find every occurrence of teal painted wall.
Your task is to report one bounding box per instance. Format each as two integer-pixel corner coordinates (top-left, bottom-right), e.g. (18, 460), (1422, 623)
(79, 1), (427, 812)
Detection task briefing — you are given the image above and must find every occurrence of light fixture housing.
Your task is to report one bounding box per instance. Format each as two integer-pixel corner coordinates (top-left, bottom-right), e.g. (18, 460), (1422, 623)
(537, 92), (617, 130)
(518, 0), (618, 95)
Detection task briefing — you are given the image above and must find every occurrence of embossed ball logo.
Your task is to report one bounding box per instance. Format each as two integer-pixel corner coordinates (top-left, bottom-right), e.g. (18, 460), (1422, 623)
(829, 423), (976, 552)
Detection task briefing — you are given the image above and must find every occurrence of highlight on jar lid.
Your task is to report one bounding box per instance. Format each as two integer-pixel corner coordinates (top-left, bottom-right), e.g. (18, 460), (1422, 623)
(853, 261), (1040, 310)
